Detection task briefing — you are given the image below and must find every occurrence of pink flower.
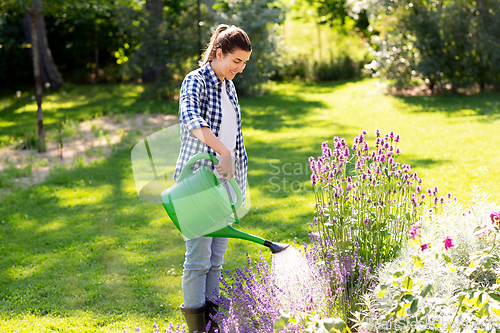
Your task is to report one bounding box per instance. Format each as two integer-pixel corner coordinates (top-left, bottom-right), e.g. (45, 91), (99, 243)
(408, 225), (420, 239)
(490, 212), (500, 225)
(421, 243), (428, 251)
(359, 330), (370, 333)
(444, 236), (454, 250)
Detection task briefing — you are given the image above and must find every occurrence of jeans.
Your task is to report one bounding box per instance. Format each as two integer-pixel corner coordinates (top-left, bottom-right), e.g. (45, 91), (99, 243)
(182, 178), (234, 308)
(182, 236), (229, 308)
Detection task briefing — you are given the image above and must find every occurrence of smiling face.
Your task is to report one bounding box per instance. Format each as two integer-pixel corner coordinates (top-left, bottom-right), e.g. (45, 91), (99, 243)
(213, 48), (252, 81)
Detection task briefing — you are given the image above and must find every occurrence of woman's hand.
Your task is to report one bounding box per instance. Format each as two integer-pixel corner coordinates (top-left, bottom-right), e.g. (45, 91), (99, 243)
(191, 127), (234, 180)
(216, 155), (234, 180)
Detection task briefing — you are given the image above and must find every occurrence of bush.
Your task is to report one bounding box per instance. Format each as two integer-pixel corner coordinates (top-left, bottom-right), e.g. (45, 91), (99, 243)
(214, 0), (285, 96)
(366, 0), (500, 93)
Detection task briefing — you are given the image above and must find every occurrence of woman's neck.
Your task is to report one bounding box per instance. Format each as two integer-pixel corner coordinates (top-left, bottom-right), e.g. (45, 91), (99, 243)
(210, 60), (225, 82)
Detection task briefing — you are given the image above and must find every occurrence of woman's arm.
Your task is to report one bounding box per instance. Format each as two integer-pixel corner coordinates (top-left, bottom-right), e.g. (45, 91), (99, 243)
(191, 126), (234, 179)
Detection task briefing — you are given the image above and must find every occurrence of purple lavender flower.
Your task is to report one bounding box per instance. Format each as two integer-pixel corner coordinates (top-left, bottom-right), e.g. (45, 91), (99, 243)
(376, 128), (381, 137)
(421, 243), (428, 251)
(311, 174), (318, 186)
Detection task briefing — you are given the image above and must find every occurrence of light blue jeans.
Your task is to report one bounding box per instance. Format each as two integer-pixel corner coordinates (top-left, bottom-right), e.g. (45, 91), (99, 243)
(182, 179), (234, 308)
(182, 236), (229, 308)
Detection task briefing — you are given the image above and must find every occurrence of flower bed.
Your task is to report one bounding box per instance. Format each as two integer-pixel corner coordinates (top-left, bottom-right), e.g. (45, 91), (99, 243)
(129, 131), (500, 333)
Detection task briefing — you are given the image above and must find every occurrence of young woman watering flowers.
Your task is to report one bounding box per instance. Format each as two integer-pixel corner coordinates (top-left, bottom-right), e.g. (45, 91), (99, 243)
(173, 24), (251, 333)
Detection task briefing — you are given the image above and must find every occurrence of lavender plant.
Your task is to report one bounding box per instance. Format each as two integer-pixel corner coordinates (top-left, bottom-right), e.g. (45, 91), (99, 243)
(309, 129), (428, 270)
(216, 253), (286, 333)
(215, 244), (362, 332)
(302, 236), (376, 326)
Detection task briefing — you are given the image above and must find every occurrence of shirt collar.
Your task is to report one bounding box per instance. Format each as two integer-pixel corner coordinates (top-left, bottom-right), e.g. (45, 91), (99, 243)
(204, 62), (224, 87)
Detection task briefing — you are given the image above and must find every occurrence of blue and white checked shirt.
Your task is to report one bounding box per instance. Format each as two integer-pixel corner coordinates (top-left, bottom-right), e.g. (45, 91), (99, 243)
(174, 62), (248, 199)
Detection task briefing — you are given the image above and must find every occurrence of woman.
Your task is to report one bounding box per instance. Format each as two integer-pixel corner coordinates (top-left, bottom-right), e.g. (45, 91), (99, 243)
(173, 24), (251, 333)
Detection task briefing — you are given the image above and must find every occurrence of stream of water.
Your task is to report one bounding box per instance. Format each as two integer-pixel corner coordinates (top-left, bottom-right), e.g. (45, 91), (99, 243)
(271, 246), (326, 312)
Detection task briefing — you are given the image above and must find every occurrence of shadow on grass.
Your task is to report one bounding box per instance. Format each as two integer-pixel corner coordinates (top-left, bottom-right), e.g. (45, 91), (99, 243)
(394, 91), (500, 121)
(0, 145), (185, 319)
(0, 83), (179, 145)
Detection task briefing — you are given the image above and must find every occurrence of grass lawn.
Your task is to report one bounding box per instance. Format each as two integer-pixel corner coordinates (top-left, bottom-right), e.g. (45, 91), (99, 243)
(1, 79), (499, 332)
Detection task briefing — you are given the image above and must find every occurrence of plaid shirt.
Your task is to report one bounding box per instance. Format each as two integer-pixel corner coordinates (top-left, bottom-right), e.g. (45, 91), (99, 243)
(174, 63), (248, 199)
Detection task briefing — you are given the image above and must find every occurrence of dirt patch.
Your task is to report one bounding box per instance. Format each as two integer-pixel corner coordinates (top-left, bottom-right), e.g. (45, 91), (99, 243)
(0, 113), (179, 189)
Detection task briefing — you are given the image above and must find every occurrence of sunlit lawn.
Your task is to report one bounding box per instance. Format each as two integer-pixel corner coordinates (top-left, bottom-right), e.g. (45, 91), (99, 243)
(0, 79), (499, 331)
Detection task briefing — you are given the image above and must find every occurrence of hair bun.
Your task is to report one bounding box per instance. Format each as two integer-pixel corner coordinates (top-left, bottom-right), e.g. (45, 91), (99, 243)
(215, 24), (229, 36)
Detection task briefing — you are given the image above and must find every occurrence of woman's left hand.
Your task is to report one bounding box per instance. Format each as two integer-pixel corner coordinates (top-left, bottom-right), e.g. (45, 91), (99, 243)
(216, 155), (234, 180)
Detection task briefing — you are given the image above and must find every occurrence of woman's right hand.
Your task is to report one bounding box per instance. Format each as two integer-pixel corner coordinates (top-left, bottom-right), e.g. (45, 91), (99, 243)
(216, 155), (234, 180)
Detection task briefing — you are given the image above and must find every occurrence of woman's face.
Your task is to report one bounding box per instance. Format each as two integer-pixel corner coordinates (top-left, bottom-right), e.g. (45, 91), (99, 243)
(215, 48), (251, 81)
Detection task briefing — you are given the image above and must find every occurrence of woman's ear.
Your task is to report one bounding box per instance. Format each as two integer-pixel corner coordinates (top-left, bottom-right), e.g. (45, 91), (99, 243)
(216, 48), (223, 60)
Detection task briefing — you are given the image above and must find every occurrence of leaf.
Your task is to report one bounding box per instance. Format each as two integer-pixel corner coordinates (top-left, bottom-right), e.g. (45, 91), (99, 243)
(403, 276), (413, 290)
(378, 285), (387, 298)
(442, 253), (451, 263)
(420, 283), (432, 298)
(321, 317), (351, 333)
(402, 294), (415, 302)
(408, 299), (419, 314)
(413, 256), (425, 267)
(393, 270), (404, 278)
(489, 293), (500, 302)
(478, 254), (494, 269)
(492, 306), (500, 316)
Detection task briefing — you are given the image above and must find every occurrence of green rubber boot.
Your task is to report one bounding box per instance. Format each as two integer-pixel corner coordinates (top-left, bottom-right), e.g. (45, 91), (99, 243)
(180, 303), (206, 333)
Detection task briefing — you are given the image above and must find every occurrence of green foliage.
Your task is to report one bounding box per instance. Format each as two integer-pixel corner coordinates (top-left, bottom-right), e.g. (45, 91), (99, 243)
(113, 1), (213, 99)
(357, 192), (500, 332)
(366, 0), (500, 92)
(214, 0), (285, 95)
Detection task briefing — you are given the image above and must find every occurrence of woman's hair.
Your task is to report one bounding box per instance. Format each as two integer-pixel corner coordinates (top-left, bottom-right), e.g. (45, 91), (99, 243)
(199, 24), (252, 67)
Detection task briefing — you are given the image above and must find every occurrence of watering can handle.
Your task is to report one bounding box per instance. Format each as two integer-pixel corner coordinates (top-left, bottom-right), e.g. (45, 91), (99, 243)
(177, 153), (243, 209)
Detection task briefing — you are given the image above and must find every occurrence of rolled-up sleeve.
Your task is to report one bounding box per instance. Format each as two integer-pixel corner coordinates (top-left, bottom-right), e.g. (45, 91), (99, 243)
(179, 73), (209, 132)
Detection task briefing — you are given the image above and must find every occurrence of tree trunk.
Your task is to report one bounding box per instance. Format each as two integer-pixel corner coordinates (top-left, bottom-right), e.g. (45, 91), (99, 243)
(30, 7), (46, 153)
(23, 11), (64, 89)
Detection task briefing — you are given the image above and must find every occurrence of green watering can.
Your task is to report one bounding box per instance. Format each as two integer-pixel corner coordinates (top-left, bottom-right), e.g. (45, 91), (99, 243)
(161, 153), (289, 254)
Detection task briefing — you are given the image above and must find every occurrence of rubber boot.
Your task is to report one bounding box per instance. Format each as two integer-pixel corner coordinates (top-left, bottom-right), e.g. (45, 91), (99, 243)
(205, 300), (219, 333)
(180, 303), (206, 333)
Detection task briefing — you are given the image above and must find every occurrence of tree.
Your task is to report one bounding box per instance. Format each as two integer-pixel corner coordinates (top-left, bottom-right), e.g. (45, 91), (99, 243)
(23, 11), (64, 89)
(364, 0), (500, 92)
(114, 0), (213, 99)
(0, 0), (124, 152)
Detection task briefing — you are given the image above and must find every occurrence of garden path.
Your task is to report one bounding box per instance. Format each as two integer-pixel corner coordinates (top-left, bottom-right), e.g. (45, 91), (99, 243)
(0, 113), (178, 188)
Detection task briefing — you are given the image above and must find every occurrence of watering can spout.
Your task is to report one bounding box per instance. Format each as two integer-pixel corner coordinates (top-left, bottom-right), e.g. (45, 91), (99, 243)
(263, 241), (290, 254)
(205, 225), (290, 254)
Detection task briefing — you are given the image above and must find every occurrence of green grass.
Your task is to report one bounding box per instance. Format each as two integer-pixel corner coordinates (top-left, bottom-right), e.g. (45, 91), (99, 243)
(1, 79), (500, 331)
(0, 83), (179, 147)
